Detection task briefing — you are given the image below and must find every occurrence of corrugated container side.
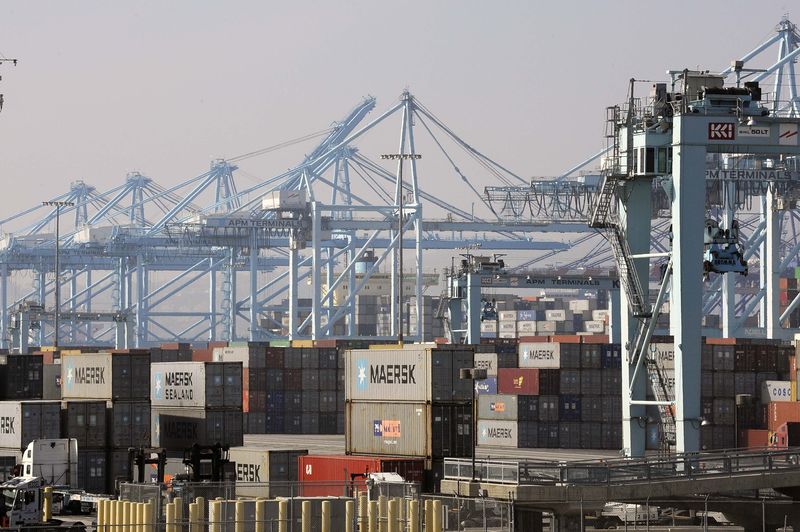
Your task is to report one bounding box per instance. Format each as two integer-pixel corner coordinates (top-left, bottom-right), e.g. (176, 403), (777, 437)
(63, 400), (108, 449)
(346, 402), (429, 457)
(298, 455), (424, 497)
(518, 343), (560, 369)
(77, 449), (107, 494)
(477, 420), (518, 447)
(497, 368), (539, 395)
(477, 394), (518, 421)
(151, 407), (244, 451)
(473, 353), (497, 376)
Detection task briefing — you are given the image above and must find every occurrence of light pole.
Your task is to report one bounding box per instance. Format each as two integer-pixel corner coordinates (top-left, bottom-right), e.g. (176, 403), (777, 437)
(379, 153), (421, 345)
(42, 200), (74, 348)
(460, 367), (488, 482)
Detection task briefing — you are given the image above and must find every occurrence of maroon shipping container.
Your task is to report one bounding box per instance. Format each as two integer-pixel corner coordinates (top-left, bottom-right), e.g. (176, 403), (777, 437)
(497, 368), (539, 395)
(298, 455), (425, 497)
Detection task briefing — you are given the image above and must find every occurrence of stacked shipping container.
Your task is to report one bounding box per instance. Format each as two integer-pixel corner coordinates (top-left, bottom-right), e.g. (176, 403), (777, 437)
(150, 361), (244, 454)
(60, 351), (151, 493)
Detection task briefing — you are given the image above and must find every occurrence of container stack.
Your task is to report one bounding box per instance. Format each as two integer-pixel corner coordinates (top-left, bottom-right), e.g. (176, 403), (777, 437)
(60, 351), (151, 493)
(150, 361), (244, 455)
(479, 297), (609, 339)
(780, 274), (800, 328)
(345, 344), (474, 489)
(228, 447), (308, 498)
(242, 345), (344, 435)
(0, 400), (61, 468)
(212, 344), (268, 434)
(476, 337), (622, 450)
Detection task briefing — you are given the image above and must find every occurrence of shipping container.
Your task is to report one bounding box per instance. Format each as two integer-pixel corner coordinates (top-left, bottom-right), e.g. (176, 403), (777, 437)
(713, 345), (735, 372)
(538, 369), (560, 395)
(713, 398), (735, 425)
(601, 369), (622, 395)
(298, 455), (424, 497)
(150, 362), (242, 409)
(345, 347), (473, 403)
(580, 344), (602, 369)
(517, 395), (539, 422)
(518, 343), (560, 369)
(497, 368), (539, 395)
(477, 395), (518, 421)
(767, 402), (800, 431)
(559, 422), (581, 449)
(0, 354), (43, 400)
(559, 370), (580, 395)
(477, 420), (518, 447)
(60, 353), (150, 401)
(601, 344), (622, 369)
(538, 396), (559, 422)
(151, 407), (244, 450)
(0, 401), (60, 450)
(63, 401), (107, 449)
(42, 365), (60, 401)
(559, 343), (581, 369)
(580, 422), (602, 449)
(229, 447), (307, 498)
(473, 353), (497, 376)
(77, 449), (107, 494)
(734, 372), (756, 396)
(212, 346), (266, 368)
(345, 401), (471, 459)
(108, 401), (150, 448)
(761, 380), (792, 403)
(538, 422), (560, 448)
(581, 395), (603, 423)
(580, 370), (602, 396)
(474, 377), (497, 395)
(518, 421), (538, 448)
(647, 343), (674, 369)
(558, 396), (581, 422)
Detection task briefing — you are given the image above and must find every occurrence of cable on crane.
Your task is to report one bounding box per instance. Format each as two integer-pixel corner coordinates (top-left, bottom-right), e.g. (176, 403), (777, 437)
(228, 128), (335, 163)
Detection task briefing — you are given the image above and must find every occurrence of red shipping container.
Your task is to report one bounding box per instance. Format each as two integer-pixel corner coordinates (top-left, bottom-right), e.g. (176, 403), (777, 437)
(497, 368), (539, 395)
(581, 335), (609, 344)
(191, 348), (213, 362)
(706, 337), (737, 345)
(739, 429), (770, 449)
(549, 335), (581, 344)
(313, 339), (337, 348)
(766, 402), (800, 431)
(298, 455), (425, 497)
(517, 336), (549, 343)
(207, 341), (228, 349)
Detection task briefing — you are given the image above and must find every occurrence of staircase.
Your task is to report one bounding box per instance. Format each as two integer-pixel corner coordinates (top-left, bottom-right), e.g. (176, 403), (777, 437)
(588, 110), (676, 449)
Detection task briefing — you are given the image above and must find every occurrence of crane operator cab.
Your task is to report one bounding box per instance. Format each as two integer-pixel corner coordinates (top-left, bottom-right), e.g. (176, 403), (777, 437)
(702, 219), (748, 280)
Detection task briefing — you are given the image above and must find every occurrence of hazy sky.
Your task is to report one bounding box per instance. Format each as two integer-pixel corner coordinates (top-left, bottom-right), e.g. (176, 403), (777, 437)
(0, 1), (795, 227)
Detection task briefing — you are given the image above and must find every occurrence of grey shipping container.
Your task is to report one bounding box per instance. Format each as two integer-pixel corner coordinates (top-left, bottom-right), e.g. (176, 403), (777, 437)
(60, 353), (149, 401)
(477, 394), (518, 421)
(345, 347), (473, 403)
(77, 449), (107, 494)
(151, 407), (243, 451)
(63, 401), (108, 448)
(108, 449), (131, 491)
(42, 365), (60, 400)
(229, 447), (308, 498)
(0, 401), (60, 450)
(477, 420), (518, 447)
(0, 354), (43, 400)
(109, 402), (150, 448)
(518, 343), (560, 369)
(151, 362), (242, 409)
(346, 401), (471, 459)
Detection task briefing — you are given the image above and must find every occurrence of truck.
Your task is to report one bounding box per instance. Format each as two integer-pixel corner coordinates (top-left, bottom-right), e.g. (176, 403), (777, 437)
(0, 438), (111, 528)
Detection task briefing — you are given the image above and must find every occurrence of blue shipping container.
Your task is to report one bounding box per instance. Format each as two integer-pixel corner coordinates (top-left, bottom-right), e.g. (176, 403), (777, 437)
(601, 344), (622, 369)
(517, 310), (536, 321)
(475, 377), (498, 395)
(558, 395), (582, 421)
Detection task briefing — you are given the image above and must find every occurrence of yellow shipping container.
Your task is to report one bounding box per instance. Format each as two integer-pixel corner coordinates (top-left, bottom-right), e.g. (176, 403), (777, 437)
(291, 339), (314, 348)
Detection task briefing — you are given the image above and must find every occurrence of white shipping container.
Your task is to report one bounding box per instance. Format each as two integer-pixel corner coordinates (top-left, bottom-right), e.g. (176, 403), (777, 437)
(228, 447), (308, 498)
(592, 310), (610, 322)
(568, 300), (592, 312)
(536, 321), (557, 333)
(499, 332), (517, 339)
(518, 342), (560, 369)
(517, 321), (537, 334)
(480, 322), (497, 333)
(345, 347), (473, 403)
(584, 321), (605, 333)
(762, 381), (792, 403)
(61, 353), (113, 400)
(647, 343), (675, 369)
(261, 189), (307, 210)
(473, 353), (498, 376)
(212, 346), (250, 366)
(151, 362), (207, 407)
(545, 310), (566, 321)
(477, 420), (518, 448)
(498, 321), (517, 332)
(498, 311), (517, 321)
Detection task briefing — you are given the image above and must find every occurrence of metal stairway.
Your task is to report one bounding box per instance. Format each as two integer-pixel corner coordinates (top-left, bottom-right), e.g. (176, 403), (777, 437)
(589, 165), (676, 450)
